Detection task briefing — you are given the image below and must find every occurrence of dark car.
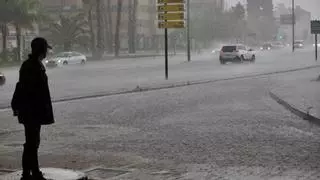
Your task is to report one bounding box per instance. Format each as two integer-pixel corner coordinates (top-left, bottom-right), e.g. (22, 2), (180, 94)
(0, 72), (5, 86)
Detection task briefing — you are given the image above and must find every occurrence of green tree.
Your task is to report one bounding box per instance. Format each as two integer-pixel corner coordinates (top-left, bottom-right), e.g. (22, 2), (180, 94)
(46, 14), (89, 51)
(229, 2), (246, 42)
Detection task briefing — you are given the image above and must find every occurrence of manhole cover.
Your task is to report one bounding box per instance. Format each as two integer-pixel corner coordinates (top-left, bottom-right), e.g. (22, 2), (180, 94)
(86, 168), (130, 179)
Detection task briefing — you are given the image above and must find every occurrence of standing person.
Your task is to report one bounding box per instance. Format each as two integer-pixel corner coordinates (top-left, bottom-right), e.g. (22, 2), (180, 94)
(11, 37), (54, 180)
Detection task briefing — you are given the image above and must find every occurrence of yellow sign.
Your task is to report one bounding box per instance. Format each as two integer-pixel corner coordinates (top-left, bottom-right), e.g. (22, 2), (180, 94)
(157, 0), (184, 3)
(158, 21), (185, 28)
(158, 13), (184, 20)
(158, 4), (184, 12)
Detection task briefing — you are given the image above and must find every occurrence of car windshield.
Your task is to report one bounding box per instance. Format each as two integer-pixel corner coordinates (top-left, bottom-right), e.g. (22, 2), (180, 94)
(221, 46), (236, 52)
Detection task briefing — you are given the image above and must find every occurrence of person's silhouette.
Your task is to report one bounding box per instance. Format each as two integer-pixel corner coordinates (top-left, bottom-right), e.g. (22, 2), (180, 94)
(11, 37), (54, 180)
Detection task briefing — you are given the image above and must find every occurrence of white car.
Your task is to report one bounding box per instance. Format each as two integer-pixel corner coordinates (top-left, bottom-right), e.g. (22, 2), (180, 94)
(45, 52), (87, 67)
(0, 72), (5, 86)
(219, 44), (255, 64)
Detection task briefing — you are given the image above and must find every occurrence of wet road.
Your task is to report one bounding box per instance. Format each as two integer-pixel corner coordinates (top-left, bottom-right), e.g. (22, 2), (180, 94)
(1, 47), (320, 179)
(0, 47), (317, 108)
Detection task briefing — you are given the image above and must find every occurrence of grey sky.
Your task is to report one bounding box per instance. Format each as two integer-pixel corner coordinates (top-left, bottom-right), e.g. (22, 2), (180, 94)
(227, 0), (320, 19)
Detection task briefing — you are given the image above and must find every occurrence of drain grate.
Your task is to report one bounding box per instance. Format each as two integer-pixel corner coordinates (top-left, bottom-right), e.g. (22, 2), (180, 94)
(85, 168), (130, 179)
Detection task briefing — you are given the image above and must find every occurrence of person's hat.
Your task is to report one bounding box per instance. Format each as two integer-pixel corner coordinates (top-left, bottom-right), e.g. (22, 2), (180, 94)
(31, 37), (52, 51)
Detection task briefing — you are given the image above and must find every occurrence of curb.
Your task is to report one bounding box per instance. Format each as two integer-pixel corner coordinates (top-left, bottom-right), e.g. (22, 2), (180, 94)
(269, 91), (320, 126)
(0, 168), (88, 180)
(1, 65), (320, 111)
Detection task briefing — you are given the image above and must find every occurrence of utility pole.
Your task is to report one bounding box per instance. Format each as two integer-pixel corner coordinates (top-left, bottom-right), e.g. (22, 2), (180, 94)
(292, 0), (295, 52)
(186, 0), (191, 62)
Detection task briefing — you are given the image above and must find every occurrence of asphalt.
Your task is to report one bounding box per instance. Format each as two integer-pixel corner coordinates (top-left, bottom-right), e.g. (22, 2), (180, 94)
(1, 47), (320, 179)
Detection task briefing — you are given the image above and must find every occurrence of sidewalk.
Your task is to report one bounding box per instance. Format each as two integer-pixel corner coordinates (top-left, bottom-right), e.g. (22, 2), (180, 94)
(269, 68), (320, 124)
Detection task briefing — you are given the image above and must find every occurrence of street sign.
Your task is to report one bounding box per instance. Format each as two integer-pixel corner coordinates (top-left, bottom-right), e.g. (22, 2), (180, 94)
(280, 14), (295, 25)
(311, 20), (320, 34)
(157, 0), (186, 79)
(158, 0), (184, 3)
(158, 21), (185, 28)
(158, 4), (184, 12)
(158, 13), (184, 20)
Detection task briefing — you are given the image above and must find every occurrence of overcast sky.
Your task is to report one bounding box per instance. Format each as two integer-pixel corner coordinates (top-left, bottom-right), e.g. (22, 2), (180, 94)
(227, 0), (320, 19)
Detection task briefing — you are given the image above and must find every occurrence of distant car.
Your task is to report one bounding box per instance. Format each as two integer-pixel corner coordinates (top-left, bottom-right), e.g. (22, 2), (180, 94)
(272, 42), (285, 49)
(45, 52), (87, 67)
(211, 48), (220, 54)
(219, 44), (256, 64)
(313, 43), (320, 47)
(260, 43), (273, 51)
(0, 72), (5, 86)
(294, 40), (304, 48)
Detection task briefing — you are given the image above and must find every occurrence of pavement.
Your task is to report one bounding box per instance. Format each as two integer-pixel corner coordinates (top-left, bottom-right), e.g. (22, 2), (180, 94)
(269, 67), (320, 124)
(1, 47), (320, 179)
(0, 168), (87, 180)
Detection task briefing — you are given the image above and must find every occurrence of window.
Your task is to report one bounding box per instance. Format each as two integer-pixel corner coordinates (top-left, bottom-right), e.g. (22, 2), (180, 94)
(221, 46), (236, 52)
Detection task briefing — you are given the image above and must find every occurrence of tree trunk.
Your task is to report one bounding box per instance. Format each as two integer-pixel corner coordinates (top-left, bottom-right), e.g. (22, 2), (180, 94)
(127, 0), (132, 53)
(1, 24), (8, 62)
(95, 0), (104, 59)
(64, 42), (72, 51)
(88, 5), (96, 57)
(15, 25), (21, 62)
(128, 0), (137, 54)
(114, 0), (123, 57)
(105, 0), (113, 53)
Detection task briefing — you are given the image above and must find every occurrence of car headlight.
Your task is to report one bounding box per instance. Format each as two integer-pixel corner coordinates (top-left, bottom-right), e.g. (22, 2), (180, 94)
(260, 47), (263, 50)
(268, 47), (271, 50)
(45, 60), (48, 64)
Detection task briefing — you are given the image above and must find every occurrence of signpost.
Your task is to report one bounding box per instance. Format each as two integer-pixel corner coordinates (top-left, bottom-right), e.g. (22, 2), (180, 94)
(157, 0), (185, 80)
(311, 20), (320, 61)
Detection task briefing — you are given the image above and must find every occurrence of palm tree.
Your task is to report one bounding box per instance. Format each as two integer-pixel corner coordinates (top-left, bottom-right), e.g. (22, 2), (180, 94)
(114, 0), (123, 57)
(46, 13), (89, 51)
(11, 0), (40, 61)
(82, 0), (96, 56)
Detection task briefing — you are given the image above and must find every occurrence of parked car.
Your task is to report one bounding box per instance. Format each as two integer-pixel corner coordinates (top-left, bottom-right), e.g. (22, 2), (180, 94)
(294, 40), (304, 48)
(219, 44), (256, 64)
(45, 52), (87, 67)
(0, 72), (5, 86)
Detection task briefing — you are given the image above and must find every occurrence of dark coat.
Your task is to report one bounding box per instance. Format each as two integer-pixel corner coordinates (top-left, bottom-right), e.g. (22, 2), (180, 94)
(11, 57), (54, 125)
